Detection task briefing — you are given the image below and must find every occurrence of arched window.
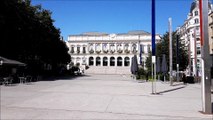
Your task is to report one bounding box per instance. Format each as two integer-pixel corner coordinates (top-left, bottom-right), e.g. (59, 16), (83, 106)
(132, 43), (137, 53)
(117, 57), (122, 66)
(89, 44), (94, 54)
(76, 57), (81, 66)
(70, 46), (75, 53)
(103, 57), (108, 66)
(89, 57), (94, 66)
(124, 57), (130, 66)
(110, 44), (115, 53)
(96, 57), (101, 66)
(110, 57), (115, 66)
(124, 43), (130, 53)
(77, 46), (80, 54)
(82, 57), (86, 65)
(147, 45), (151, 53)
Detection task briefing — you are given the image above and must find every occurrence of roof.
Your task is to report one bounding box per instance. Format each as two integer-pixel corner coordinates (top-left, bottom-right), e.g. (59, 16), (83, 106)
(69, 30), (151, 37)
(190, 0), (212, 13)
(0, 56), (26, 66)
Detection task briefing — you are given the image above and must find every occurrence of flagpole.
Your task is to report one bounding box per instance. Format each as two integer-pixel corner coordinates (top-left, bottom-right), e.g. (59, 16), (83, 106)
(151, 0), (156, 94)
(169, 18), (173, 86)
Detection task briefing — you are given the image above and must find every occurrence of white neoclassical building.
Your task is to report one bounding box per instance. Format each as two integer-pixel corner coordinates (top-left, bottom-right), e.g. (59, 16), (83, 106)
(178, 0), (212, 76)
(66, 30), (161, 74)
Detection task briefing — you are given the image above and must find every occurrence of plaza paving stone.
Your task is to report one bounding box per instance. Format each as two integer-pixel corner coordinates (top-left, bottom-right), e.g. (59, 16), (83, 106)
(1, 74), (212, 119)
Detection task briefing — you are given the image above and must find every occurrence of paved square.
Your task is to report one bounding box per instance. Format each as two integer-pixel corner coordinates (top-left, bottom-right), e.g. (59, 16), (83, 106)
(1, 74), (212, 119)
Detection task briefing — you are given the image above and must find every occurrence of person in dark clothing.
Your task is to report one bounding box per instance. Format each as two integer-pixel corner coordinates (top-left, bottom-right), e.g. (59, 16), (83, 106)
(182, 73), (186, 84)
(146, 72), (149, 82)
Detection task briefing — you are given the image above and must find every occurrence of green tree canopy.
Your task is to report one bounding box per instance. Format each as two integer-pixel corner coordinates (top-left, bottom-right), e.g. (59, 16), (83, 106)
(146, 32), (188, 73)
(0, 0), (71, 75)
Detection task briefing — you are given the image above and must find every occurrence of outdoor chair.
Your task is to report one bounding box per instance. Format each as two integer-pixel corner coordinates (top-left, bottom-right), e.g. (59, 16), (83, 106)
(25, 76), (32, 83)
(19, 77), (26, 83)
(3, 77), (13, 85)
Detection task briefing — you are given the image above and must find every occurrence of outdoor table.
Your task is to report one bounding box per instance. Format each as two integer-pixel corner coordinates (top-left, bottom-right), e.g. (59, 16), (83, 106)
(3, 77), (12, 85)
(19, 77), (26, 84)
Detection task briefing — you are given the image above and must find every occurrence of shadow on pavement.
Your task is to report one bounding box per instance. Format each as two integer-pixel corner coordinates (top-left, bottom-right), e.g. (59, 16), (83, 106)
(40, 74), (91, 81)
(156, 86), (186, 94)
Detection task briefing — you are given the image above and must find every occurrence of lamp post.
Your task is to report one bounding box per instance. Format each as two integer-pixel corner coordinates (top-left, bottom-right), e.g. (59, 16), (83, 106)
(169, 18), (173, 86)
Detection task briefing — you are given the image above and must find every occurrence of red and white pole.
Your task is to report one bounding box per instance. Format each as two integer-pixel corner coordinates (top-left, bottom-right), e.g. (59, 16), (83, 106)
(199, 0), (212, 114)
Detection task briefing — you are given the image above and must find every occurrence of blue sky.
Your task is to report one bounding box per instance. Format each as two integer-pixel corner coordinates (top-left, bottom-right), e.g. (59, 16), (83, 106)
(31, 0), (211, 40)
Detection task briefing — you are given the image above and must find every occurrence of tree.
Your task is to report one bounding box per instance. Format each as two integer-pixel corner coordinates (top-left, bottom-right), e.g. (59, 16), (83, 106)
(0, 0), (71, 76)
(157, 32), (188, 71)
(145, 52), (152, 74)
(145, 32), (188, 73)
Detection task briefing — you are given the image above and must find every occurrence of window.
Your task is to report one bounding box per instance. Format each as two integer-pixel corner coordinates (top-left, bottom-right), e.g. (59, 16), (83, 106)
(76, 57), (81, 65)
(124, 57), (130, 66)
(96, 44), (101, 53)
(103, 57), (108, 66)
(194, 19), (199, 24)
(117, 57), (122, 66)
(196, 26), (199, 30)
(140, 44), (144, 53)
(110, 44), (115, 53)
(117, 44), (123, 53)
(147, 45), (151, 53)
(82, 57), (86, 65)
(89, 57), (94, 66)
(194, 11), (198, 16)
(110, 57), (115, 66)
(197, 47), (201, 55)
(103, 43), (108, 53)
(124, 44), (130, 53)
(96, 57), (101, 66)
(132, 43), (137, 53)
(89, 44), (94, 54)
(71, 46), (74, 53)
(77, 46), (80, 54)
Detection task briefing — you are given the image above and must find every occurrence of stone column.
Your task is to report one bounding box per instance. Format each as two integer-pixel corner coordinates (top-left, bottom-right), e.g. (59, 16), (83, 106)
(108, 56), (110, 66)
(74, 46), (77, 54)
(122, 56), (125, 67)
(115, 42), (117, 53)
(94, 44), (96, 53)
(129, 43), (132, 53)
(87, 43), (90, 53)
(115, 57), (117, 67)
(129, 56), (132, 68)
(122, 42), (125, 53)
(102, 43), (104, 53)
(138, 42), (140, 53)
(100, 56), (103, 66)
(94, 56), (96, 66)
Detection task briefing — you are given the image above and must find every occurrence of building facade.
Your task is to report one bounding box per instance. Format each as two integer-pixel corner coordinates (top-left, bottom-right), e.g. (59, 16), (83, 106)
(178, 0), (212, 76)
(208, 11), (213, 55)
(66, 30), (161, 74)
